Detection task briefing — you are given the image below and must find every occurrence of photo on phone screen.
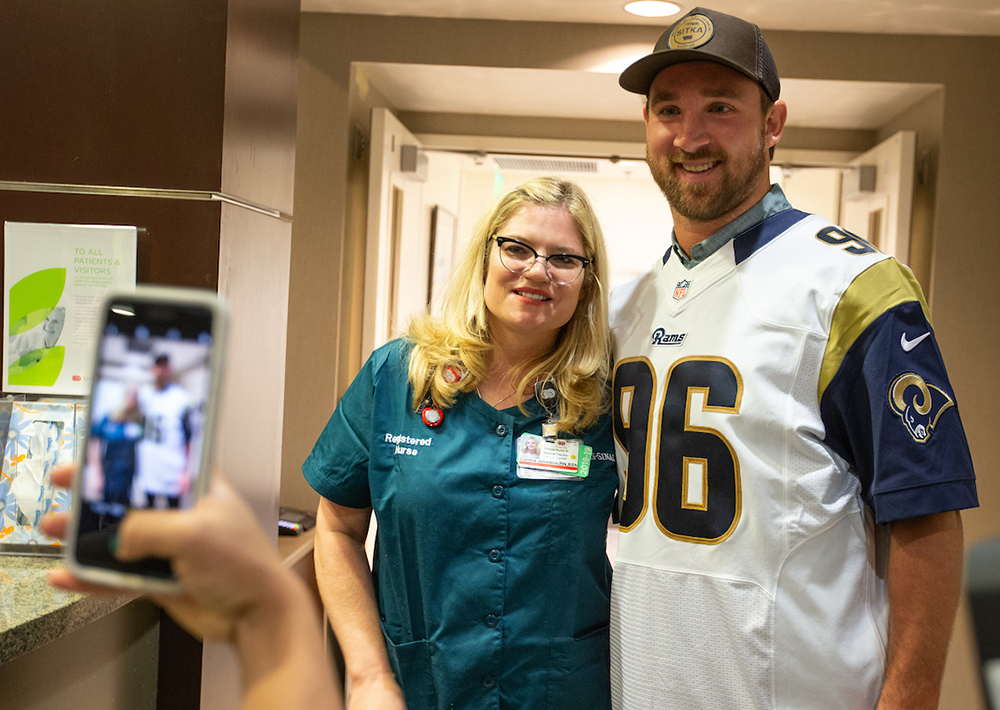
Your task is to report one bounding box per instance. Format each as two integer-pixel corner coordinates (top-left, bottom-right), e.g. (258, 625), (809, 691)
(73, 294), (221, 582)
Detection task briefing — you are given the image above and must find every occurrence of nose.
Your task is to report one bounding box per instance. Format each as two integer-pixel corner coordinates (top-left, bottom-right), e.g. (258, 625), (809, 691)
(673, 114), (710, 154)
(523, 256), (551, 281)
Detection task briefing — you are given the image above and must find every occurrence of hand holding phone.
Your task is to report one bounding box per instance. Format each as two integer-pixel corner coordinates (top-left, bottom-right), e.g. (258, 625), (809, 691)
(45, 464), (343, 710)
(52, 465), (283, 639)
(66, 286), (226, 592)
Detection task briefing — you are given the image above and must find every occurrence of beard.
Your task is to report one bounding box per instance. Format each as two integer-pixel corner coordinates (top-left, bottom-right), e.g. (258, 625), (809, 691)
(648, 130), (770, 223)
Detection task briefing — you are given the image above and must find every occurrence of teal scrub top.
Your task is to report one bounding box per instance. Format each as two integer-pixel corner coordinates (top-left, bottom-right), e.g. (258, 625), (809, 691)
(304, 340), (618, 710)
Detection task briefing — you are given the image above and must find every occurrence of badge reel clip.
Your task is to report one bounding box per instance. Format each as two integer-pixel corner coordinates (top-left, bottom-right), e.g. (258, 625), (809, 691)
(421, 398), (443, 428)
(534, 375), (559, 440)
(421, 364), (463, 429)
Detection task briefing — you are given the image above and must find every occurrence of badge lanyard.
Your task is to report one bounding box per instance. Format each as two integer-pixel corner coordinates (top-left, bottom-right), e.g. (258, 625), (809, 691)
(518, 377), (593, 480)
(533, 373), (559, 440)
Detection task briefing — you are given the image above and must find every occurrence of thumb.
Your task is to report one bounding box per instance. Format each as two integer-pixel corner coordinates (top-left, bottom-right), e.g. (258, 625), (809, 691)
(115, 509), (196, 561)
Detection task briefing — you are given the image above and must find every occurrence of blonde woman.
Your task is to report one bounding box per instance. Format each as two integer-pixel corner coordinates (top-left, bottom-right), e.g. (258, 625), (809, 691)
(305, 178), (617, 710)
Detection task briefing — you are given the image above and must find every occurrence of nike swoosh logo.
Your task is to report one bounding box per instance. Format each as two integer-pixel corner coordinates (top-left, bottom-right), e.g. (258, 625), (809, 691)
(900, 332), (930, 352)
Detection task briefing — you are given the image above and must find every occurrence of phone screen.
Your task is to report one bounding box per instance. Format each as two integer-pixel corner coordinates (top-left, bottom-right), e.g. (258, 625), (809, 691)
(74, 297), (217, 579)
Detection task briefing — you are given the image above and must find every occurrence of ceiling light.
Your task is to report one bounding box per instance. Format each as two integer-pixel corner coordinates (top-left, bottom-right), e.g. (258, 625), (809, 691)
(624, 1), (681, 18)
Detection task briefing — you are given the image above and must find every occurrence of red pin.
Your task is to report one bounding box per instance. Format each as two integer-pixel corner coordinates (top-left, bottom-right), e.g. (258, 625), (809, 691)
(422, 405), (444, 428)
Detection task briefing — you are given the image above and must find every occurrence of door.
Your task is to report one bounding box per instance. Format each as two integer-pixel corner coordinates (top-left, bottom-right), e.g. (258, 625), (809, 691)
(839, 131), (916, 262)
(363, 107), (428, 359)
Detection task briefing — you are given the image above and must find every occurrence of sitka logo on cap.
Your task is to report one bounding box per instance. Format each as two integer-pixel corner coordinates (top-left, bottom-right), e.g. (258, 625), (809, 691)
(668, 14), (714, 49)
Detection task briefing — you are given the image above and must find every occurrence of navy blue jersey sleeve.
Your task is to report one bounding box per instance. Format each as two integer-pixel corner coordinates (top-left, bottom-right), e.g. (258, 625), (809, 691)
(303, 342), (404, 509)
(181, 408), (193, 444)
(819, 260), (977, 523)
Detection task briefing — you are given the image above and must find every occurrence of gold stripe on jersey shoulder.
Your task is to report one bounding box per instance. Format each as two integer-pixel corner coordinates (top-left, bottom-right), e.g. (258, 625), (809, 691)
(818, 258), (930, 401)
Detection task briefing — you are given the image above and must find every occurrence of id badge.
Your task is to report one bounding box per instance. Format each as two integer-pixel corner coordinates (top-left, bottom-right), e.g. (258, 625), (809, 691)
(516, 433), (591, 480)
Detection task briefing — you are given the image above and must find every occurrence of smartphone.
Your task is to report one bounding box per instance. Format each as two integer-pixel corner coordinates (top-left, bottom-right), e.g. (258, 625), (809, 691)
(66, 286), (227, 592)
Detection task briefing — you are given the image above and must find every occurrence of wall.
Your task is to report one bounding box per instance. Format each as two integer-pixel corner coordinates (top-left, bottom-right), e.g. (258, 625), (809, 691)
(448, 162), (672, 289)
(292, 15), (1000, 708)
(2, 0), (300, 707)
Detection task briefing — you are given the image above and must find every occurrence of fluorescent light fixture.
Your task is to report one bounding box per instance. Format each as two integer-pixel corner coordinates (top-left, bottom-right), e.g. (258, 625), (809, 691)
(624, 1), (681, 18)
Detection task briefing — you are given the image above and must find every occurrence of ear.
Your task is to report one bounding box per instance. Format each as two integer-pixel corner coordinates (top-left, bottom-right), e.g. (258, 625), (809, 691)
(765, 99), (788, 151)
(643, 100), (650, 126)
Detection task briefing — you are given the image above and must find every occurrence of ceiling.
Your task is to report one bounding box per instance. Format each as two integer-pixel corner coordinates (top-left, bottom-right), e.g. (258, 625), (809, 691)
(303, 1), (989, 142)
(301, 0), (1000, 36)
(359, 63), (941, 131)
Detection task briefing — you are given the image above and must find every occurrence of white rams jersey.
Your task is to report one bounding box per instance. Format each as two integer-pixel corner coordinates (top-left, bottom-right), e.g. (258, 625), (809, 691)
(609, 208), (976, 710)
(137, 382), (193, 495)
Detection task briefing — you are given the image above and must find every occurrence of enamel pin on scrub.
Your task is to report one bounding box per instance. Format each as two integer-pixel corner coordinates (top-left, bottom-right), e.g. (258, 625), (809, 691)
(421, 364), (465, 428)
(421, 398), (444, 428)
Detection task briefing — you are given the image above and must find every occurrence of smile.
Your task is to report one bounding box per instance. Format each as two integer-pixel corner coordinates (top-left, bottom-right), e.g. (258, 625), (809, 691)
(680, 161), (719, 173)
(514, 290), (551, 302)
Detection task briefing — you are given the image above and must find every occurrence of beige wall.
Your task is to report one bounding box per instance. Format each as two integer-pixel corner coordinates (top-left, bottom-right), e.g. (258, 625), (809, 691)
(289, 15), (1000, 708)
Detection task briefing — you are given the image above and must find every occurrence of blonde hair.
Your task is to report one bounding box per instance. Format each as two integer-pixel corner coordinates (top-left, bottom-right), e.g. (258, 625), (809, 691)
(406, 177), (611, 434)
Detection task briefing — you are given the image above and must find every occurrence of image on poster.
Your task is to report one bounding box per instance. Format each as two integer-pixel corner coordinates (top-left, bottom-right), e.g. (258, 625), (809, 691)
(3, 222), (137, 396)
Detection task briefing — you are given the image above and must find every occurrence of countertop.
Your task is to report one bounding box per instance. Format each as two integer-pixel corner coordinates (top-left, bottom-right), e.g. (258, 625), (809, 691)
(0, 527), (316, 665)
(0, 554), (131, 664)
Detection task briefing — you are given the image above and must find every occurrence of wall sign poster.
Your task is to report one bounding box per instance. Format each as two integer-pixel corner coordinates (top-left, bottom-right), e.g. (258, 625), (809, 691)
(3, 222), (137, 396)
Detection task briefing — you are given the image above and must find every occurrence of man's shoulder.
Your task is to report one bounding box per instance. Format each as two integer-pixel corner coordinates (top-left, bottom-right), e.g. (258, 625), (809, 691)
(736, 210), (893, 295)
(737, 210), (884, 266)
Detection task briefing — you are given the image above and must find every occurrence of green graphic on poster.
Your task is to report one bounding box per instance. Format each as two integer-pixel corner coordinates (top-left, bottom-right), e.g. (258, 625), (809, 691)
(7, 268), (67, 386)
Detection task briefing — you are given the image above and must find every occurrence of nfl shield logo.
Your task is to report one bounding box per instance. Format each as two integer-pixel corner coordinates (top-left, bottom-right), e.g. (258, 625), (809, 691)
(673, 279), (691, 301)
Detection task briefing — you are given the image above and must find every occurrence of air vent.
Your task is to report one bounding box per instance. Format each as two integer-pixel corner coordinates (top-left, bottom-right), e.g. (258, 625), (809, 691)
(491, 156), (599, 174)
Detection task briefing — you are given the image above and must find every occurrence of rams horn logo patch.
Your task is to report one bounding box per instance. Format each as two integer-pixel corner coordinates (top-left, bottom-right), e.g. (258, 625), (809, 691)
(888, 372), (954, 443)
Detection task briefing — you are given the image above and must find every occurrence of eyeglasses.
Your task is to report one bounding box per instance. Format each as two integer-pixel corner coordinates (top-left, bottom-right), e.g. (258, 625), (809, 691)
(491, 235), (591, 285)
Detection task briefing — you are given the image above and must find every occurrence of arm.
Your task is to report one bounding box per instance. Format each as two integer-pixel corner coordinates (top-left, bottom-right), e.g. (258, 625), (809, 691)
(315, 497), (407, 709)
(876, 510), (964, 710)
(228, 558), (339, 710)
(45, 466), (340, 710)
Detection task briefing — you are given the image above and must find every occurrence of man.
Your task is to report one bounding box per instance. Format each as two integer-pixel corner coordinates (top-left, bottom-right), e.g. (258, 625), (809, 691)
(136, 353), (194, 509)
(608, 7), (978, 709)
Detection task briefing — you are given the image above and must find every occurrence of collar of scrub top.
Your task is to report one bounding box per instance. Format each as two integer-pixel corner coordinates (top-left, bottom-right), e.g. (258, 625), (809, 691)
(420, 366), (561, 432)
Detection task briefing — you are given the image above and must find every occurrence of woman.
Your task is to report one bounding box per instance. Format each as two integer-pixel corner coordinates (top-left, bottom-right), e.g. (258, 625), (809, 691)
(304, 177), (618, 709)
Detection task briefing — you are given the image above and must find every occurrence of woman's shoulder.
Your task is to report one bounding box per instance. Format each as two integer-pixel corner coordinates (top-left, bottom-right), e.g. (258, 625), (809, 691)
(368, 338), (415, 373)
